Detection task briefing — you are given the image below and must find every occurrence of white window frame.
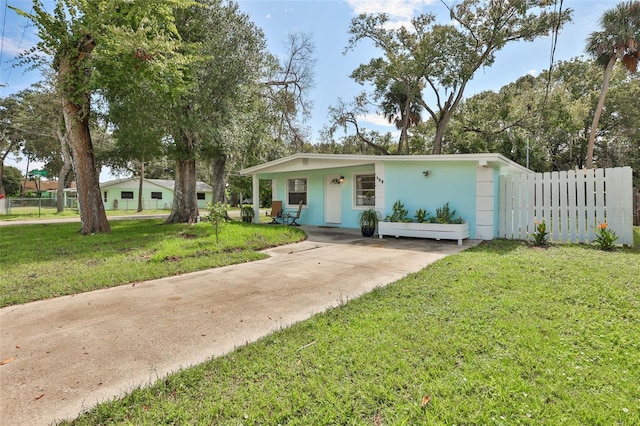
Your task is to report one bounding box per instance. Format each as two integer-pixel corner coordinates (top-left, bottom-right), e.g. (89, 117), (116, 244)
(353, 173), (375, 209)
(286, 177), (308, 208)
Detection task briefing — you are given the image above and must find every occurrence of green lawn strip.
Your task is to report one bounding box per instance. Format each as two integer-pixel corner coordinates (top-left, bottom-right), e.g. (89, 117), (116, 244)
(0, 208), (172, 221)
(65, 240), (640, 425)
(0, 220), (305, 307)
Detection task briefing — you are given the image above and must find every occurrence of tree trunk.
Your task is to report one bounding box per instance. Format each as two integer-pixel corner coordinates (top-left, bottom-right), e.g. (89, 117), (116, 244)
(398, 96), (412, 155)
(56, 126), (72, 213)
(0, 161), (5, 197)
(61, 91), (111, 234)
(211, 155), (226, 203)
(166, 132), (199, 223)
(433, 117), (447, 155)
(586, 56), (617, 169)
(137, 162), (145, 212)
(21, 158), (30, 197)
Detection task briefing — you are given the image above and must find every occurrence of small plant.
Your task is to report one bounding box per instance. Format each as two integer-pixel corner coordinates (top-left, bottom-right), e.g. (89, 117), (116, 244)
(240, 205), (255, 223)
(358, 208), (379, 228)
(206, 201), (227, 244)
(593, 221), (618, 251)
(433, 202), (457, 224)
(415, 208), (430, 223)
(358, 208), (379, 237)
(530, 220), (549, 246)
(385, 200), (411, 222)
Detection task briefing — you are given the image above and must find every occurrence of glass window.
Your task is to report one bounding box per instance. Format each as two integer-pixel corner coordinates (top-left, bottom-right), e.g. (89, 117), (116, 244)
(355, 174), (375, 207)
(151, 191), (163, 200)
(197, 192), (205, 200)
(121, 191), (134, 199)
(287, 178), (307, 206)
(103, 191), (108, 202)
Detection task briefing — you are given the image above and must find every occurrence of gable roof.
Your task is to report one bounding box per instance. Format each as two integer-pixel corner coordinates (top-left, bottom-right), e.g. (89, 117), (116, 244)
(240, 153), (532, 175)
(100, 178), (213, 192)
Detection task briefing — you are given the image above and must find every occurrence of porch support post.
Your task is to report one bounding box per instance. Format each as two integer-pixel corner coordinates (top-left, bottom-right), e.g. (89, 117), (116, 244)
(252, 174), (260, 223)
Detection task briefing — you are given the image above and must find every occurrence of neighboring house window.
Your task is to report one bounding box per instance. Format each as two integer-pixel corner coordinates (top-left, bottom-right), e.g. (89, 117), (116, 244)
(151, 191), (162, 200)
(103, 191), (108, 202)
(287, 178), (307, 206)
(197, 192), (205, 200)
(121, 191), (134, 199)
(354, 174), (375, 207)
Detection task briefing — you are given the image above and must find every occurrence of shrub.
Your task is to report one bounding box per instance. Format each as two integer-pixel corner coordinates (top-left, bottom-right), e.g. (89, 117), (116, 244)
(594, 222), (618, 251)
(385, 200), (411, 222)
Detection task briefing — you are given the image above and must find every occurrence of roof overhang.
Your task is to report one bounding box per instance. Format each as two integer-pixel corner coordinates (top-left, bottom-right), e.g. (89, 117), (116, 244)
(240, 153), (532, 176)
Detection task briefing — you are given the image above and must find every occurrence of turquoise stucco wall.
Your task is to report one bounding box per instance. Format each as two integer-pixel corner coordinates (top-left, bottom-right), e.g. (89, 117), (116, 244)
(262, 161), (480, 237)
(265, 165), (375, 228)
(383, 161), (477, 238)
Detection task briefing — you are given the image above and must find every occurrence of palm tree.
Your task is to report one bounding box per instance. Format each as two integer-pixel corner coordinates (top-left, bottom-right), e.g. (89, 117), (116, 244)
(381, 80), (422, 155)
(585, 1), (640, 169)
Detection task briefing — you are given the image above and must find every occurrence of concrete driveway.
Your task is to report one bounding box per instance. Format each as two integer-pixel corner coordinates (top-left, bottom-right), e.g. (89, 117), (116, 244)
(0, 226), (479, 425)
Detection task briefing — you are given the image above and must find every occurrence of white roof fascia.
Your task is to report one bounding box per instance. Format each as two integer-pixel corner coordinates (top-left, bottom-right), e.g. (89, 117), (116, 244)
(240, 153), (532, 175)
(101, 178), (167, 191)
(100, 178), (213, 192)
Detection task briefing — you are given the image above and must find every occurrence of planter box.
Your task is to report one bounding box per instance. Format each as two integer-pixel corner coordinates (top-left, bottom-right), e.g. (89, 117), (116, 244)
(378, 221), (469, 246)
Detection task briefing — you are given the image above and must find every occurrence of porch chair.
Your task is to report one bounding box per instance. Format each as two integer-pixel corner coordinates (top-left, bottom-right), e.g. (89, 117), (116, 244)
(266, 200), (283, 224)
(285, 200), (304, 226)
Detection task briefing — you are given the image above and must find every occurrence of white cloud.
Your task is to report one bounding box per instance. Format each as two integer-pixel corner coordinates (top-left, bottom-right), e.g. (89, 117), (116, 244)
(527, 69), (538, 77)
(1, 37), (34, 56)
(265, 13), (272, 19)
(358, 113), (394, 127)
(345, 0), (435, 23)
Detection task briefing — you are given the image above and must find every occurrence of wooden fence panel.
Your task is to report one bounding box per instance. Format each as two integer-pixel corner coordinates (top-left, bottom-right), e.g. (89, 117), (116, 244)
(567, 170), (577, 242)
(499, 167), (634, 245)
(634, 187), (640, 226)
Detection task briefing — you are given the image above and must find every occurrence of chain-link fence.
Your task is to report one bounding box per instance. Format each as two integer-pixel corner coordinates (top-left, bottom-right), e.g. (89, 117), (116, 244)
(2, 197), (77, 215)
(109, 199), (172, 211)
(1, 197), (174, 215)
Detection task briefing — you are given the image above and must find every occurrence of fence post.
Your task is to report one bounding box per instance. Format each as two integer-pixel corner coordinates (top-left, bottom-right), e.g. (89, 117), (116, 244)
(632, 188), (640, 226)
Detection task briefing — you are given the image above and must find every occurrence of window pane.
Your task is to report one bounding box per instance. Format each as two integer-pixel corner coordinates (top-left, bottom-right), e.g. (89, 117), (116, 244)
(151, 192), (162, 200)
(121, 191), (134, 199)
(355, 174), (375, 206)
(288, 178), (307, 192)
(197, 192), (205, 200)
(288, 192), (307, 205)
(287, 178), (307, 205)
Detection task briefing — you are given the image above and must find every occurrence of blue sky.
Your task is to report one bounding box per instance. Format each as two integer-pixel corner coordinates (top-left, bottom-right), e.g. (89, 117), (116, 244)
(1, 0), (616, 178)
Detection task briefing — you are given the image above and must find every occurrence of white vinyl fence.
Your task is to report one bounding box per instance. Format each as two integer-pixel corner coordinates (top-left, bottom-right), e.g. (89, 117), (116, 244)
(499, 167), (634, 245)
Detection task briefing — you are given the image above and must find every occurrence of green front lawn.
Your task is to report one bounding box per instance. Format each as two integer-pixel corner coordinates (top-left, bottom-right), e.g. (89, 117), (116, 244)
(0, 220), (305, 307)
(63, 234), (640, 425)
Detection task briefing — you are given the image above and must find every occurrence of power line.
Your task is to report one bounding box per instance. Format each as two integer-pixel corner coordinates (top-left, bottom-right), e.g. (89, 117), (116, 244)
(1, 2), (35, 94)
(542, 0), (564, 110)
(528, 0), (564, 168)
(0, 0), (7, 88)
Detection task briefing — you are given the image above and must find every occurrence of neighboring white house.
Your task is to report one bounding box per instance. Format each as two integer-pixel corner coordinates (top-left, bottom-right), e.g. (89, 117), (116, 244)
(99, 178), (214, 211)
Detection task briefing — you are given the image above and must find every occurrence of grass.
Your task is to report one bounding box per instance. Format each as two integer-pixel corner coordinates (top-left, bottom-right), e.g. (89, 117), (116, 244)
(0, 207), (171, 221)
(0, 220), (305, 307)
(0, 206), (268, 222)
(61, 232), (640, 425)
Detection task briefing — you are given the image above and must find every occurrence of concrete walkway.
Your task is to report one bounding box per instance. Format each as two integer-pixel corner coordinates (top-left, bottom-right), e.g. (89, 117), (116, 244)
(0, 226), (479, 425)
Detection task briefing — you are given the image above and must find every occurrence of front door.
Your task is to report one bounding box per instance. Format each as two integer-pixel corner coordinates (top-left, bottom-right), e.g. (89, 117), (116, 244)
(325, 175), (342, 224)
